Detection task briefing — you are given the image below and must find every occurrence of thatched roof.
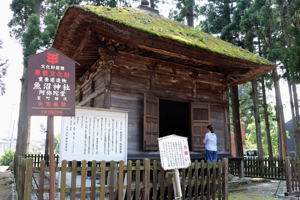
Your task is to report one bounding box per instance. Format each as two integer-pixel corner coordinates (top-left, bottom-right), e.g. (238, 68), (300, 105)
(53, 5), (275, 85)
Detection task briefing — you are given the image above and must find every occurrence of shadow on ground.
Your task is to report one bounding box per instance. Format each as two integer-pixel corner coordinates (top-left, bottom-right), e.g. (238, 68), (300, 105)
(229, 178), (287, 200)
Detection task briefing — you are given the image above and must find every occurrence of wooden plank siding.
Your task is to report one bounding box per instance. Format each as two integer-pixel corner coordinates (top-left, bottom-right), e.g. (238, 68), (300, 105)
(74, 51), (230, 158)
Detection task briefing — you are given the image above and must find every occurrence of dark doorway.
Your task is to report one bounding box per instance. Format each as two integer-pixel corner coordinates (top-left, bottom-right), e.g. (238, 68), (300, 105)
(159, 99), (190, 139)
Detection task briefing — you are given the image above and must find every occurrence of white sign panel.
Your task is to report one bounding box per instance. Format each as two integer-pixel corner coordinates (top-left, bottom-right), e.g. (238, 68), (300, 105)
(158, 135), (191, 170)
(60, 107), (128, 162)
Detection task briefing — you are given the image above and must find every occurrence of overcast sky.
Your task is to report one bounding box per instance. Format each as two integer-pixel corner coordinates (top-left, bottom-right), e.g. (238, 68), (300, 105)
(0, 0), (298, 148)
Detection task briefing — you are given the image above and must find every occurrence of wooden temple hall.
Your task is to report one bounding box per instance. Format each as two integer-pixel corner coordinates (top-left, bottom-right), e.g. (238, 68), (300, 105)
(53, 3), (274, 159)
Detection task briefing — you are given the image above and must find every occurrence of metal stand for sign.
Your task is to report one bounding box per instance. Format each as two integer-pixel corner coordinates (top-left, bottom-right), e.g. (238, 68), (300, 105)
(48, 116), (55, 200)
(172, 169), (182, 200)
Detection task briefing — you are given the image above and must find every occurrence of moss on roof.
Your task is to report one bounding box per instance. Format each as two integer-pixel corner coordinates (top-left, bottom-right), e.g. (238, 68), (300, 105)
(80, 5), (273, 65)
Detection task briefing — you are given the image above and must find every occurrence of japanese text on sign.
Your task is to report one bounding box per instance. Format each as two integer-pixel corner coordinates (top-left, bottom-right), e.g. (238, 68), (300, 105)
(60, 107), (128, 162)
(28, 48), (75, 116)
(158, 135), (191, 170)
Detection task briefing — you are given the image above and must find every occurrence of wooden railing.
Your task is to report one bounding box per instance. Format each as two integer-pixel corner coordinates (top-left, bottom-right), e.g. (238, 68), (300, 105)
(244, 157), (285, 179)
(24, 154), (59, 167)
(229, 157), (286, 180)
(286, 157), (300, 193)
(15, 156), (229, 200)
(228, 157), (243, 177)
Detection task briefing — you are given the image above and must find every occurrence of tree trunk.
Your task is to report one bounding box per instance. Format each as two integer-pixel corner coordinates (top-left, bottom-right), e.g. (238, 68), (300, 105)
(230, 85), (244, 157)
(15, 0), (43, 155)
(287, 79), (298, 156)
(261, 76), (273, 157)
(251, 80), (264, 158)
(292, 83), (300, 156)
(150, 0), (156, 9)
(288, 79), (296, 131)
(273, 69), (288, 158)
(15, 67), (30, 155)
(186, 0), (194, 27)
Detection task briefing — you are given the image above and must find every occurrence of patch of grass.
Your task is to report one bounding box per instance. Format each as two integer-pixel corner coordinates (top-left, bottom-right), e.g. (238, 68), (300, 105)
(229, 192), (276, 200)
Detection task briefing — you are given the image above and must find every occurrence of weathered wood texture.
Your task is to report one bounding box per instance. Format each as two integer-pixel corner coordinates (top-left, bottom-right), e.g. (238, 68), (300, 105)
(16, 156), (229, 200)
(211, 104), (227, 153)
(228, 157), (286, 180)
(74, 52), (229, 156)
(111, 53), (226, 103)
(286, 157), (300, 193)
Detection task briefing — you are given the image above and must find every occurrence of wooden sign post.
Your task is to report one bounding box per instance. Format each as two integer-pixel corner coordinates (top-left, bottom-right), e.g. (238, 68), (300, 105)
(27, 48), (76, 200)
(158, 135), (191, 200)
(48, 116), (55, 200)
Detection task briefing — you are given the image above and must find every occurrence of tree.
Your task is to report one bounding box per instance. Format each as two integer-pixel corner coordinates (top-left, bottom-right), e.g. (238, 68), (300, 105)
(0, 40), (7, 95)
(261, 76), (273, 157)
(9, 0), (44, 155)
(251, 80), (264, 157)
(270, 0), (299, 156)
(200, 0), (246, 157)
(169, 0), (198, 27)
(9, 0), (130, 155)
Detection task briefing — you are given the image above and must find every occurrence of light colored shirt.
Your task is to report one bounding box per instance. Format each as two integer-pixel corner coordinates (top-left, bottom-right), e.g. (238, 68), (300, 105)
(204, 132), (217, 151)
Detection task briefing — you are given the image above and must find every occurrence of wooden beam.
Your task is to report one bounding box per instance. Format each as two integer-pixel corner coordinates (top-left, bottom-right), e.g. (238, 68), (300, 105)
(72, 29), (92, 59)
(227, 65), (274, 86)
(77, 88), (105, 106)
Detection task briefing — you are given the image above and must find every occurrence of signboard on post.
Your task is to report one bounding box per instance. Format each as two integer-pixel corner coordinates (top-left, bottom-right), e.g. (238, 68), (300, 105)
(158, 135), (191, 200)
(27, 48), (75, 116)
(60, 107), (128, 162)
(27, 48), (76, 200)
(158, 135), (191, 170)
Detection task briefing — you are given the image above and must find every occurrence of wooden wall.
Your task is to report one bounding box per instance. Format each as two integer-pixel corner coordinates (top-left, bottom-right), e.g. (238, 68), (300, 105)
(75, 50), (230, 159)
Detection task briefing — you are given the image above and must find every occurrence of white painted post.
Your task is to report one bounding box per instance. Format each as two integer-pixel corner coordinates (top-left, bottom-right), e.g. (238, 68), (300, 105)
(173, 169), (182, 200)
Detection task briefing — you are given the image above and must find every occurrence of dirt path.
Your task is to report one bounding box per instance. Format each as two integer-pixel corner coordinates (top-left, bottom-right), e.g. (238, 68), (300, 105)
(0, 166), (14, 200)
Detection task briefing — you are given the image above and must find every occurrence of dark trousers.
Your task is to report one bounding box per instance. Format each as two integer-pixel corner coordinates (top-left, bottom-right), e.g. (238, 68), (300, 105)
(205, 150), (218, 164)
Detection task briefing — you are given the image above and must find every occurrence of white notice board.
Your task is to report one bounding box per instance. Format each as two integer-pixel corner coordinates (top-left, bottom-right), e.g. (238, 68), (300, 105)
(60, 107), (128, 162)
(158, 135), (191, 170)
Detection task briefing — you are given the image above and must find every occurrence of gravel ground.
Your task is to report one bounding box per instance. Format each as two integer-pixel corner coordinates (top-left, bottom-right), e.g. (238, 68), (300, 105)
(228, 179), (299, 200)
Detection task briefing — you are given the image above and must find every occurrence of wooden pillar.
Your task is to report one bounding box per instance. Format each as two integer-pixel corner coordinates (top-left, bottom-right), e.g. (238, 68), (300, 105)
(239, 159), (245, 178)
(103, 74), (111, 109)
(24, 158), (33, 200)
(48, 116), (56, 200)
(285, 157), (292, 193)
(98, 46), (115, 109)
(230, 85), (244, 157)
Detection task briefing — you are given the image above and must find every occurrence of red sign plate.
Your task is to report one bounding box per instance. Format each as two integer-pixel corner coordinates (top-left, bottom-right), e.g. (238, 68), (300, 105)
(28, 48), (75, 116)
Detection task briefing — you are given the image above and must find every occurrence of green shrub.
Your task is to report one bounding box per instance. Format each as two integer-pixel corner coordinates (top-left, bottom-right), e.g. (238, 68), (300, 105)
(0, 150), (15, 165)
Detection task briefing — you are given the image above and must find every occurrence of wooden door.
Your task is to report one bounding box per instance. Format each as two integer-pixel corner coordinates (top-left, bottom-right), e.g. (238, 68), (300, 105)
(191, 102), (210, 152)
(143, 94), (159, 151)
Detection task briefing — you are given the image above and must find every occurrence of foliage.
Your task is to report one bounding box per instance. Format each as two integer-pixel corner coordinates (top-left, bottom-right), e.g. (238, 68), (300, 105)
(200, 0), (236, 43)
(245, 105), (279, 157)
(239, 83), (279, 157)
(0, 41), (7, 95)
(0, 150), (15, 165)
(169, 0), (199, 27)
